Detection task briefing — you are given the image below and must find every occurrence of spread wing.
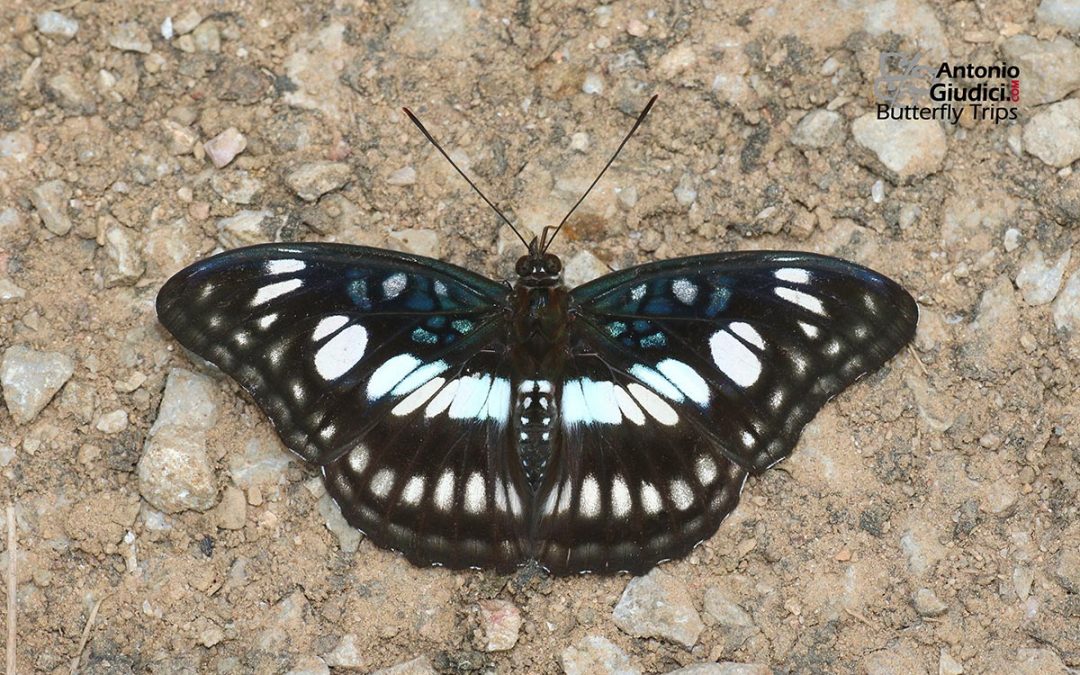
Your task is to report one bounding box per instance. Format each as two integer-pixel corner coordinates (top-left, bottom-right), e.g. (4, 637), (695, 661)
(157, 243), (531, 571)
(531, 251), (917, 574)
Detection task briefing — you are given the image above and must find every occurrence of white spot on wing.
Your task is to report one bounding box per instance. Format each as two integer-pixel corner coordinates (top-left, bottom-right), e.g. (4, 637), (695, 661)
(580, 379), (622, 424)
(448, 374), (493, 420)
(728, 321), (765, 349)
(464, 472), (485, 514)
(266, 259), (306, 275)
(561, 379), (588, 426)
(612, 476), (631, 517)
(799, 321), (820, 339)
(695, 455), (718, 486)
(366, 354), (421, 400)
(631, 284), (647, 301)
(312, 315), (349, 342)
(710, 330), (762, 387)
(627, 383), (679, 425)
(257, 313), (278, 329)
(670, 479), (693, 510)
(314, 324), (369, 380)
(774, 267), (810, 284)
(382, 272), (407, 299)
(775, 286), (826, 315)
(391, 360), (450, 397)
(402, 476), (424, 505)
(348, 446), (369, 475)
(580, 475), (601, 518)
(434, 470), (454, 511)
(391, 376), (446, 416)
(657, 359), (710, 405)
(486, 378), (511, 424)
(252, 279), (303, 306)
(672, 278), (698, 305)
(641, 483), (662, 514)
(628, 364), (685, 402)
(424, 379), (460, 417)
(613, 385), (646, 425)
(370, 468), (394, 498)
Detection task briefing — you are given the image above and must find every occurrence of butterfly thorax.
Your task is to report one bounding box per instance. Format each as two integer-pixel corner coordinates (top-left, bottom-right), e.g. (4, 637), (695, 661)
(509, 251), (570, 490)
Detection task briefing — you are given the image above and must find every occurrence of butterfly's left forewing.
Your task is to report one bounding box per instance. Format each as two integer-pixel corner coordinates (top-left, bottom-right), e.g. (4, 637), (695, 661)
(157, 244), (532, 570)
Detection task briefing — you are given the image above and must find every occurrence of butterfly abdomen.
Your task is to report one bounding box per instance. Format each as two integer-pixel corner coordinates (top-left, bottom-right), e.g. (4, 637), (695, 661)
(514, 378), (557, 489)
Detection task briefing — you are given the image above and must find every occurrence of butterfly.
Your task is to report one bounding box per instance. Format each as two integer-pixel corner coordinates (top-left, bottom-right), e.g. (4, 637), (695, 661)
(156, 97), (918, 575)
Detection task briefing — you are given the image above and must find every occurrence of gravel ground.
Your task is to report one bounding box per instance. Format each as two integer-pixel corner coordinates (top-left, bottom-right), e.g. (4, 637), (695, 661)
(1, 1), (1079, 673)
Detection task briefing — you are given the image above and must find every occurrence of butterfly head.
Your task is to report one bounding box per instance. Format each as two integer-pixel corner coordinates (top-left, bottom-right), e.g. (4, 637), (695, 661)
(515, 237), (562, 287)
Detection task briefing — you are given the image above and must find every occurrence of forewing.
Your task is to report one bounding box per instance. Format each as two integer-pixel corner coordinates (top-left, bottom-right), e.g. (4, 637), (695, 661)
(570, 251), (918, 473)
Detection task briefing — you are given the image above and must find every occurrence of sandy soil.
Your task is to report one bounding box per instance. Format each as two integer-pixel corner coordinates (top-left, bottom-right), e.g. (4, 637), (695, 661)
(1, 0), (1078, 673)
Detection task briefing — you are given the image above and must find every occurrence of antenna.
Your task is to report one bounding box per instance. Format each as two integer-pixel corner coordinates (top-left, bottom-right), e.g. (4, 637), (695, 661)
(541, 94), (658, 253)
(402, 107), (531, 250)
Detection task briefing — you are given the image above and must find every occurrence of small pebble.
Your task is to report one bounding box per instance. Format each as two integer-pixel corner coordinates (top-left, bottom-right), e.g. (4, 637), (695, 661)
(192, 21), (221, 52)
(477, 599), (521, 651)
(387, 166), (417, 186)
(871, 179), (885, 203)
(582, 73), (605, 95)
(0, 346), (75, 424)
(616, 186), (638, 210)
(204, 127), (247, 168)
(1003, 228), (1021, 252)
(561, 635), (641, 675)
(318, 493), (362, 552)
(45, 72), (96, 115)
(1015, 247), (1071, 305)
(286, 161), (352, 201)
(913, 588), (948, 617)
(790, 109), (844, 149)
(613, 568), (704, 648)
(216, 486), (247, 530)
(35, 11), (79, 40)
(172, 9), (203, 35)
(0, 279), (27, 303)
(160, 17), (174, 40)
(1023, 99), (1080, 168)
(370, 657), (436, 675)
(103, 225), (146, 287)
(852, 115), (947, 183)
(570, 132), (590, 153)
(323, 634), (364, 669)
(108, 22), (153, 54)
(211, 170), (264, 205)
(627, 18), (648, 36)
(217, 210), (273, 248)
(674, 174), (698, 207)
(95, 409), (129, 434)
(939, 650), (964, 675)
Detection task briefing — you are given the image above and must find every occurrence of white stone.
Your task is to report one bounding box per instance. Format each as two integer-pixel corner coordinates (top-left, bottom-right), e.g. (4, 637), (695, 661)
(561, 635), (641, 675)
(95, 409), (129, 434)
(613, 568), (704, 647)
(1001, 36), (1080, 106)
(387, 166), (417, 186)
(138, 426), (219, 513)
(790, 109), (844, 149)
(1023, 99), (1080, 168)
(323, 634), (364, 669)
(852, 115), (947, 183)
(103, 225), (146, 287)
(36, 11), (79, 40)
(30, 180), (72, 236)
(204, 127), (247, 168)
(108, 22), (153, 53)
(0, 279), (26, 303)
(0, 347), (75, 424)
(1015, 248), (1071, 305)
(217, 210), (273, 249)
(1037, 0), (1080, 30)
(286, 162), (352, 201)
(582, 73), (605, 95)
(477, 599), (521, 651)
(317, 493), (362, 552)
(563, 249), (609, 288)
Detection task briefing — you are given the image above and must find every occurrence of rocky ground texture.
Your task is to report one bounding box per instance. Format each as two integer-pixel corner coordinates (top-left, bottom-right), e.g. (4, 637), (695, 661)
(1, 0), (1079, 673)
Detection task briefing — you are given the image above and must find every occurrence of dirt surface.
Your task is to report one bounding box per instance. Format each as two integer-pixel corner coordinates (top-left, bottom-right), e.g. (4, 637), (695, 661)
(1, 0), (1079, 673)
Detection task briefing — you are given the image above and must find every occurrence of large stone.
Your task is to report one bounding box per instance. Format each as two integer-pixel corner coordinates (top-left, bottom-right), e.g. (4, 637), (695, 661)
(613, 568), (704, 648)
(1001, 36), (1080, 106)
(0, 346), (75, 423)
(560, 635), (641, 675)
(30, 180), (73, 235)
(1023, 99), (1080, 168)
(852, 115), (947, 184)
(137, 426), (219, 513)
(1037, 0), (1080, 30)
(285, 162), (352, 202)
(790, 109), (844, 149)
(1015, 248), (1071, 305)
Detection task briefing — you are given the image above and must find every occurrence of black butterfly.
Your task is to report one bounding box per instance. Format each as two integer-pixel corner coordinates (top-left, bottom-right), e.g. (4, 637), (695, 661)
(157, 98), (918, 575)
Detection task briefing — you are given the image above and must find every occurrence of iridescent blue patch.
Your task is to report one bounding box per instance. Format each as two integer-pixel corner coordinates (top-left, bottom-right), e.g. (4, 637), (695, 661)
(640, 332), (666, 348)
(705, 286), (731, 317)
(452, 319), (474, 334)
(411, 327), (438, 344)
(347, 279), (372, 310)
(607, 321), (627, 338)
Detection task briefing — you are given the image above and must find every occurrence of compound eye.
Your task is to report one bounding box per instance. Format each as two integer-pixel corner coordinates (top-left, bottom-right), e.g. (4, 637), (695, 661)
(543, 254), (562, 274)
(515, 256), (532, 276)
